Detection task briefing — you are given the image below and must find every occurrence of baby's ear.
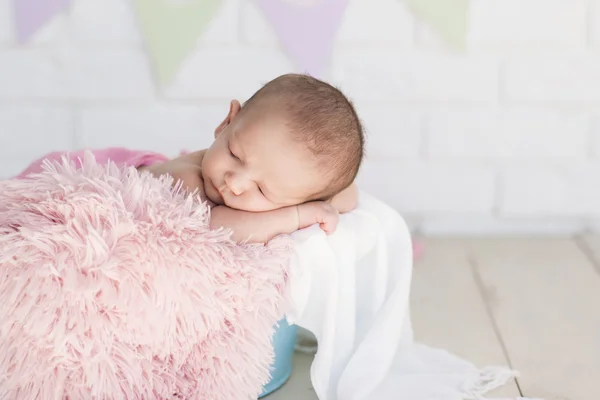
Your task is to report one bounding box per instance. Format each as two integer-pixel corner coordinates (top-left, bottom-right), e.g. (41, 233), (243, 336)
(214, 100), (242, 138)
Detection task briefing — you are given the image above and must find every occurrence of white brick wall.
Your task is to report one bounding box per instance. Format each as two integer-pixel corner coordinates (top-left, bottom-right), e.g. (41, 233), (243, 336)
(0, 106), (74, 177)
(469, 0), (587, 48)
(592, 117), (600, 158)
(591, 0), (600, 45)
(78, 104), (223, 154)
(332, 51), (498, 103)
(356, 161), (496, 214)
(505, 54), (600, 103)
(71, 0), (141, 44)
(501, 163), (600, 217)
(357, 104), (422, 158)
(0, 0), (11, 43)
(426, 110), (589, 159)
(0, 0), (597, 235)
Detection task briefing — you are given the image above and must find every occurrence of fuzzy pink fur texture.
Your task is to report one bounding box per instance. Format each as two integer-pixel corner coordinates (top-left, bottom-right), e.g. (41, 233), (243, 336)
(0, 152), (293, 399)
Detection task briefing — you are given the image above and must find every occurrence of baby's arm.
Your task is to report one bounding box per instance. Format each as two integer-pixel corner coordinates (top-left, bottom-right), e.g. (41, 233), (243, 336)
(329, 182), (358, 213)
(210, 201), (338, 243)
(210, 184), (357, 243)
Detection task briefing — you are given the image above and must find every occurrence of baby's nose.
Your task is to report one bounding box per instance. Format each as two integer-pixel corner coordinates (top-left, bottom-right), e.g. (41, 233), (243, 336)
(224, 173), (247, 196)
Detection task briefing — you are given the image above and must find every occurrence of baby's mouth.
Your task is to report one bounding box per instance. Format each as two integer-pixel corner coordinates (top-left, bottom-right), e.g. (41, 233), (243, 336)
(208, 180), (225, 205)
(200, 171), (223, 205)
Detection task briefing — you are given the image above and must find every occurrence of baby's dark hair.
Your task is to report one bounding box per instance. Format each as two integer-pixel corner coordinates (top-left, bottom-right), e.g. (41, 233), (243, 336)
(241, 73), (365, 200)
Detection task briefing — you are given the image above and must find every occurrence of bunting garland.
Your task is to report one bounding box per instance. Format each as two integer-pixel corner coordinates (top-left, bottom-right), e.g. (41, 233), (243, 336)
(14, 0), (71, 43)
(132, 0), (223, 85)
(253, 0), (350, 78)
(405, 0), (470, 50)
(12, 0), (470, 84)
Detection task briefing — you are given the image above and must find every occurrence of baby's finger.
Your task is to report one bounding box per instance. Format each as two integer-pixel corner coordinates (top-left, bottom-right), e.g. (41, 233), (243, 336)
(320, 217), (338, 235)
(320, 222), (334, 235)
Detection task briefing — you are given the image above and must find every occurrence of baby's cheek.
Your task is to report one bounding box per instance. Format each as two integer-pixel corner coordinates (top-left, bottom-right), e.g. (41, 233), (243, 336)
(172, 170), (203, 193)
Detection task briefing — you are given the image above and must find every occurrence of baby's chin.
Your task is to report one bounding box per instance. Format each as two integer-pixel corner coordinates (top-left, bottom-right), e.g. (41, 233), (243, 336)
(212, 196), (278, 212)
(227, 202), (287, 213)
(205, 191), (224, 207)
(201, 175), (224, 206)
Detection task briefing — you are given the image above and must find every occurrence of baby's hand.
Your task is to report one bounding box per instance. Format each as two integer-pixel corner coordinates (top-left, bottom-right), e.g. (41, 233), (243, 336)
(297, 201), (339, 235)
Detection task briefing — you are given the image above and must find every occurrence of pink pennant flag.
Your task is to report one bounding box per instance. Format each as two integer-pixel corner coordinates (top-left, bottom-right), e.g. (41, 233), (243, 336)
(254, 0), (350, 78)
(14, 0), (71, 43)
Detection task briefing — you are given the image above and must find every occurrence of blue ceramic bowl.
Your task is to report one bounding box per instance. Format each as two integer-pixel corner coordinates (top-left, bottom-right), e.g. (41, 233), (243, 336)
(258, 319), (298, 398)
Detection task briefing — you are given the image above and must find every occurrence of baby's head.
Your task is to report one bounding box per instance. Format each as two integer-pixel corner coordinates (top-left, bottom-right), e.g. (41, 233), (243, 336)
(201, 73), (364, 212)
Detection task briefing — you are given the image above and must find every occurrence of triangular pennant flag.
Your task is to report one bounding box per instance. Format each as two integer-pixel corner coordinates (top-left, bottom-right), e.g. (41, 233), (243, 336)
(405, 0), (470, 50)
(133, 0), (223, 86)
(254, 0), (350, 78)
(14, 0), (71, 43)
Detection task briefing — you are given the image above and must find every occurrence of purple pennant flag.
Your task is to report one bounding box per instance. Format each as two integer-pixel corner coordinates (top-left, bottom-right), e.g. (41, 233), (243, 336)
(14, 0), (71, 43)
(254, 0), (350, 78)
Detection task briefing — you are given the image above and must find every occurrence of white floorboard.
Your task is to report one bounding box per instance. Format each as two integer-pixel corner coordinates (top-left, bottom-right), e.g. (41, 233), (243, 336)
(266, 238), (599, 400)
(465, 239), (600, 400)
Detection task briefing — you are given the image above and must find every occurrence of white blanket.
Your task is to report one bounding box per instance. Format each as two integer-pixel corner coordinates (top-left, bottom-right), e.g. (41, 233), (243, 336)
(287, 191), (530, 400)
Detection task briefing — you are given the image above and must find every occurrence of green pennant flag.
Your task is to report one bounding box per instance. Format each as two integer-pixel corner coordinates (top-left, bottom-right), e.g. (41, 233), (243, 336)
(133, 0), (223, 85)
(405, 0), (470, 51)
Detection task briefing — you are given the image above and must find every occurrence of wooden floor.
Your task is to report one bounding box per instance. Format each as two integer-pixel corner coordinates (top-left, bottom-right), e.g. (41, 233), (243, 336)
(266, 237), (600, 400)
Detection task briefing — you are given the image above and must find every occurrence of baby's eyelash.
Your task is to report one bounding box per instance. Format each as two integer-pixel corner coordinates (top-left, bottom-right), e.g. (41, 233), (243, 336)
(228, 146), (239, 160)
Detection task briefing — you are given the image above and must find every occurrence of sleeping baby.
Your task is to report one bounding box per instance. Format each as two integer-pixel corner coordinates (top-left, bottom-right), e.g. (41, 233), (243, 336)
(17, 74), (364, 243)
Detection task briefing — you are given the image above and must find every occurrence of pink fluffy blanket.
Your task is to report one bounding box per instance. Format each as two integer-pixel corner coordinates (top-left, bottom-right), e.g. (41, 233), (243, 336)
(0, 153), (293, 399)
